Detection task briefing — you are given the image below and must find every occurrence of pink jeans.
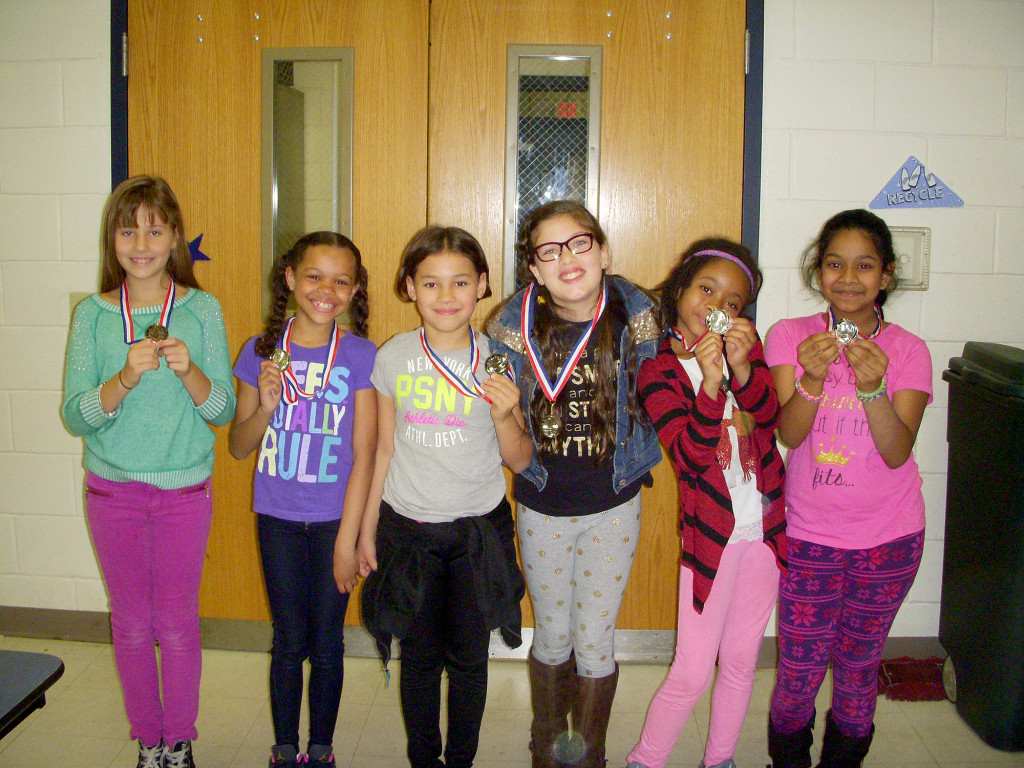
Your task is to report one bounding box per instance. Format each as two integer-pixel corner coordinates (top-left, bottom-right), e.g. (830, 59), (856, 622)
(86, 472), (212, 745)
(628, 539), (779, 768)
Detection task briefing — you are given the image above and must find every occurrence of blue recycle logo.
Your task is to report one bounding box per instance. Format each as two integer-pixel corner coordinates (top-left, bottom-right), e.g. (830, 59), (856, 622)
(869, 156), (964, 209)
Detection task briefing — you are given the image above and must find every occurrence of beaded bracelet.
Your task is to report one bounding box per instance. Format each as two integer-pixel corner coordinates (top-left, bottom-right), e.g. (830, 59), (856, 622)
(794, 376), (826, 403)
(856, 377), (888, 403)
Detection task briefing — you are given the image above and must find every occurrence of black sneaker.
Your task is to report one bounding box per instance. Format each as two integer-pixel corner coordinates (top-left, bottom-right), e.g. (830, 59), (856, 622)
(269, 744), (303, 767)
(136, 739), (164, 768)
(162, 740), (196, 768)
(306, 744), (335, 767)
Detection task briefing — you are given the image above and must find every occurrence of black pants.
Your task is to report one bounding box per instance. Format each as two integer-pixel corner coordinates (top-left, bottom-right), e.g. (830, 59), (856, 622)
(379, 503), (493, 768)
(257, 514), (349, 748)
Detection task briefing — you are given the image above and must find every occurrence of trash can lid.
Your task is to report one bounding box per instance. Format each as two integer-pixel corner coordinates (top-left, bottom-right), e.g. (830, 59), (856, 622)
(944, 342), (1024, 399)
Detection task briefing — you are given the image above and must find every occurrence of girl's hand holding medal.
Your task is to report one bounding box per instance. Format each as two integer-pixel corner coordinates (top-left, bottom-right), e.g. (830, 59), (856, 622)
(693, 329), (726, 396)
(155, 336), (193, 378)
(723, 316), (756, 385)
(845, 339), (888, 394)
(121, 334), (160, 388)
(482, 369), (521, 423)
(796, 331), (841, 383)
(256, 359), (284, 414)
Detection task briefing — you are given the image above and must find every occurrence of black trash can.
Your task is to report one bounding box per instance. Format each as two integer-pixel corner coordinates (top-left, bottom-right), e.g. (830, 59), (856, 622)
(940, 341), (1024, 751)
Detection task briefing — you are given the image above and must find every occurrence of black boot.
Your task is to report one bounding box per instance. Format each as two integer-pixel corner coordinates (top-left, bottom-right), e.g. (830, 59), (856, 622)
(570, 665), (618, 768)
(528, 653), (575, 768)
(816, 710), (873, 768)
(768, 712), (814, 768)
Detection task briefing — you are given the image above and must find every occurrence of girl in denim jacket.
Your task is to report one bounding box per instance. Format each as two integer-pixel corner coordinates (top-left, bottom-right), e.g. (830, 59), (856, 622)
(487, 200), (661, 768)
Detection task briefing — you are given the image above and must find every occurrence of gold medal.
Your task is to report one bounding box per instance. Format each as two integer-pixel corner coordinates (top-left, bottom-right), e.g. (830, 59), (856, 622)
(834, 318), (859, 346)
(144, 324), (168, 341)
(706, 309), (732, 335)
(269, 348), (291, 371)
(540, 412), (561, 439)
(485, 353), (509, 376)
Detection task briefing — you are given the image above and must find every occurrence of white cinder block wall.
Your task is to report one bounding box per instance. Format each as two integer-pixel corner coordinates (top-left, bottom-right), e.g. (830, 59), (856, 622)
(1, 0), (1023, 639)
(0, 0), (112, 612)
(758, 0), (1024, 637)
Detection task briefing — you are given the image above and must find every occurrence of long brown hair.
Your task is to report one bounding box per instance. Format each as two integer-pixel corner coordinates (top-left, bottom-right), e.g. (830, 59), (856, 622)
(512, 200), (643, 461)
(254, 231), (369, 358)
(99, 175), (199, 293)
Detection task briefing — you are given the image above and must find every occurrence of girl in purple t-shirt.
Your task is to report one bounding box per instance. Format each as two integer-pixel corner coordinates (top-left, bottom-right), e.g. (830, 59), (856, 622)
(229, 231), (377, 768)
(764, 210), (932, 768)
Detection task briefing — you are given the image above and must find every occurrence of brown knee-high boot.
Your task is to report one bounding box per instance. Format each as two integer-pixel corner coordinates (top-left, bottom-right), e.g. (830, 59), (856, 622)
(570, 665), (618, 768)
(528, 653), (575, 768)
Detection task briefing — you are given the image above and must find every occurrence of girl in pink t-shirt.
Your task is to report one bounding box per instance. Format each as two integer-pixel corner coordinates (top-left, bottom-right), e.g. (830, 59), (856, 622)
(764, 209), (931, 768)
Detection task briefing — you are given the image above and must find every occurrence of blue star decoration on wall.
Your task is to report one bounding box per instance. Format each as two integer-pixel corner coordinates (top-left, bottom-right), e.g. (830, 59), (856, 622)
(189, 234), (210, 262)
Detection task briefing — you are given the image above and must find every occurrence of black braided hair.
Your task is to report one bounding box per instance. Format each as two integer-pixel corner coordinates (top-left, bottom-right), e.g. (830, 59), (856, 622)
(254, 231), (368, 359)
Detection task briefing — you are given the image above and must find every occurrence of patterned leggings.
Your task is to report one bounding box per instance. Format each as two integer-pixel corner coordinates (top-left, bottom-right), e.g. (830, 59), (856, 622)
(517, 495), (642, 677)
(769, 531), (924, 738)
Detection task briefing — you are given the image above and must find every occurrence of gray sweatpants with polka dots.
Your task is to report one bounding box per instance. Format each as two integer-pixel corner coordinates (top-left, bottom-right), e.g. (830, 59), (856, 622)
(517, 493), (642, 678)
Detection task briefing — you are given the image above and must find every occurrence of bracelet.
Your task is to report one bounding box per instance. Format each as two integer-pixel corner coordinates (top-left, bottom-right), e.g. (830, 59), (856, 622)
(794, 376), (826, 403)
(118, 371), (135, 390)
(856, 376), (887, 403)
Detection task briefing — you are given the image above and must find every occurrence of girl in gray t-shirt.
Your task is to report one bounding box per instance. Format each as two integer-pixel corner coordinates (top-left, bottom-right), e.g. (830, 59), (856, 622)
(359, 226), (533, 768)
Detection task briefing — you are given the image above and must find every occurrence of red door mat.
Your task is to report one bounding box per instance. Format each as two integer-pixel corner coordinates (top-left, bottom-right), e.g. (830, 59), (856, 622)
(876, 656), (946, 702)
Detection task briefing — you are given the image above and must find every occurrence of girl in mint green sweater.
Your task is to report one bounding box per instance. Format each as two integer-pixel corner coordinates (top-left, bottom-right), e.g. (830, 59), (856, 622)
(62, 176), (235, 768)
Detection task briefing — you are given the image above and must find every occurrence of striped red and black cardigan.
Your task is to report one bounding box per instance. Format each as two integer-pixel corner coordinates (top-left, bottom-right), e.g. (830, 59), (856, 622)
(637, 335), (787, 613)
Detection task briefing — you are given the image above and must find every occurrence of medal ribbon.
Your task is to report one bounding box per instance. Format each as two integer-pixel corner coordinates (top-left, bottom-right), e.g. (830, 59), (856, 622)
(120, 280), (175, 345)
(826, 305), (883, 340)
(521, 282), (608, 403)
(278, 317), (341, 405)
(669, 326), (711, 353)
(419, 328), (491, 404)
(669, 324), (730, 389)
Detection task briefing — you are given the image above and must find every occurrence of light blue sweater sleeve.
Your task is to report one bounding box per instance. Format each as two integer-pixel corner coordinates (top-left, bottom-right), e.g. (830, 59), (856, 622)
(62, 299), (116, 436)
(193, 293), (236, 426)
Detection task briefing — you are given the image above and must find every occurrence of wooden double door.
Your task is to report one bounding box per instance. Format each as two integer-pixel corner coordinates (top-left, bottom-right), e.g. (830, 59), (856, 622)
(128, 0), (749, 629)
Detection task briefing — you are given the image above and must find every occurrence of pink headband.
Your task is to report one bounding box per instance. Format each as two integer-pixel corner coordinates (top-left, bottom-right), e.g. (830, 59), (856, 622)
(687, 249), (755, 292)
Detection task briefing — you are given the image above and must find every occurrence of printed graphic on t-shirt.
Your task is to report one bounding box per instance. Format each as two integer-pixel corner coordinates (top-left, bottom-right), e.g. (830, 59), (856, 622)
(258, 360), (353, 482)
(809, 364), (870, 490)
(398, 353), (477, 449)
(550, 348), (617, 458)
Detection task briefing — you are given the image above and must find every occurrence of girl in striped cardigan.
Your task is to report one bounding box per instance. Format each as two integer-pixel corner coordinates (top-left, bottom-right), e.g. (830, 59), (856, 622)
(626, 238), (787, 768)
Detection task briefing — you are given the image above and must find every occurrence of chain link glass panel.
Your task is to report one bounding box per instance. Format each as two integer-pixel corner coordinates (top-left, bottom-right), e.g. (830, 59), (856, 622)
(505, 47), (602, 295)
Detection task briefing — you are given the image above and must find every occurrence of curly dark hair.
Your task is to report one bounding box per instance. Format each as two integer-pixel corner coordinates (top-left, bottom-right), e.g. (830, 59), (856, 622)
(654, 237), (762, 330)
(800, 209), (899, 308)
(254, 231), (369, 358)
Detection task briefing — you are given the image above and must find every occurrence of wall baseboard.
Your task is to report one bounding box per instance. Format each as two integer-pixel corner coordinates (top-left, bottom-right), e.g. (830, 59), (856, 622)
(0, 606), (946, 666)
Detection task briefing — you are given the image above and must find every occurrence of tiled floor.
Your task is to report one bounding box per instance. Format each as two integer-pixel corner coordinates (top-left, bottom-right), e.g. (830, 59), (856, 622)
(1, 635), (1022, 767)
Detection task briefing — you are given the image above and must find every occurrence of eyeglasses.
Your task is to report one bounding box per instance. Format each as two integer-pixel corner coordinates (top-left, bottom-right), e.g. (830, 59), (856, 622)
(532, 233), (595, 262)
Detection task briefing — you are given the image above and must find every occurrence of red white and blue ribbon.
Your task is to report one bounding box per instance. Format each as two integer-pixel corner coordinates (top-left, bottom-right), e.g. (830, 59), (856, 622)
(669, 325), (729, 388)
(669, 326), (710, 353)
(419, 328), (490, 403)
(279, 317), (341, 404)
(520, 282), (607, 404)
(120, 280), (174, 345)
(826, 305), (883, 340)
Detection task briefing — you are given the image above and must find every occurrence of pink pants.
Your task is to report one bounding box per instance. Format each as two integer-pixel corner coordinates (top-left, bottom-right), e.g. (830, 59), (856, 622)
(86, 472), (212, 746)
(628, 539), (779, 768)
